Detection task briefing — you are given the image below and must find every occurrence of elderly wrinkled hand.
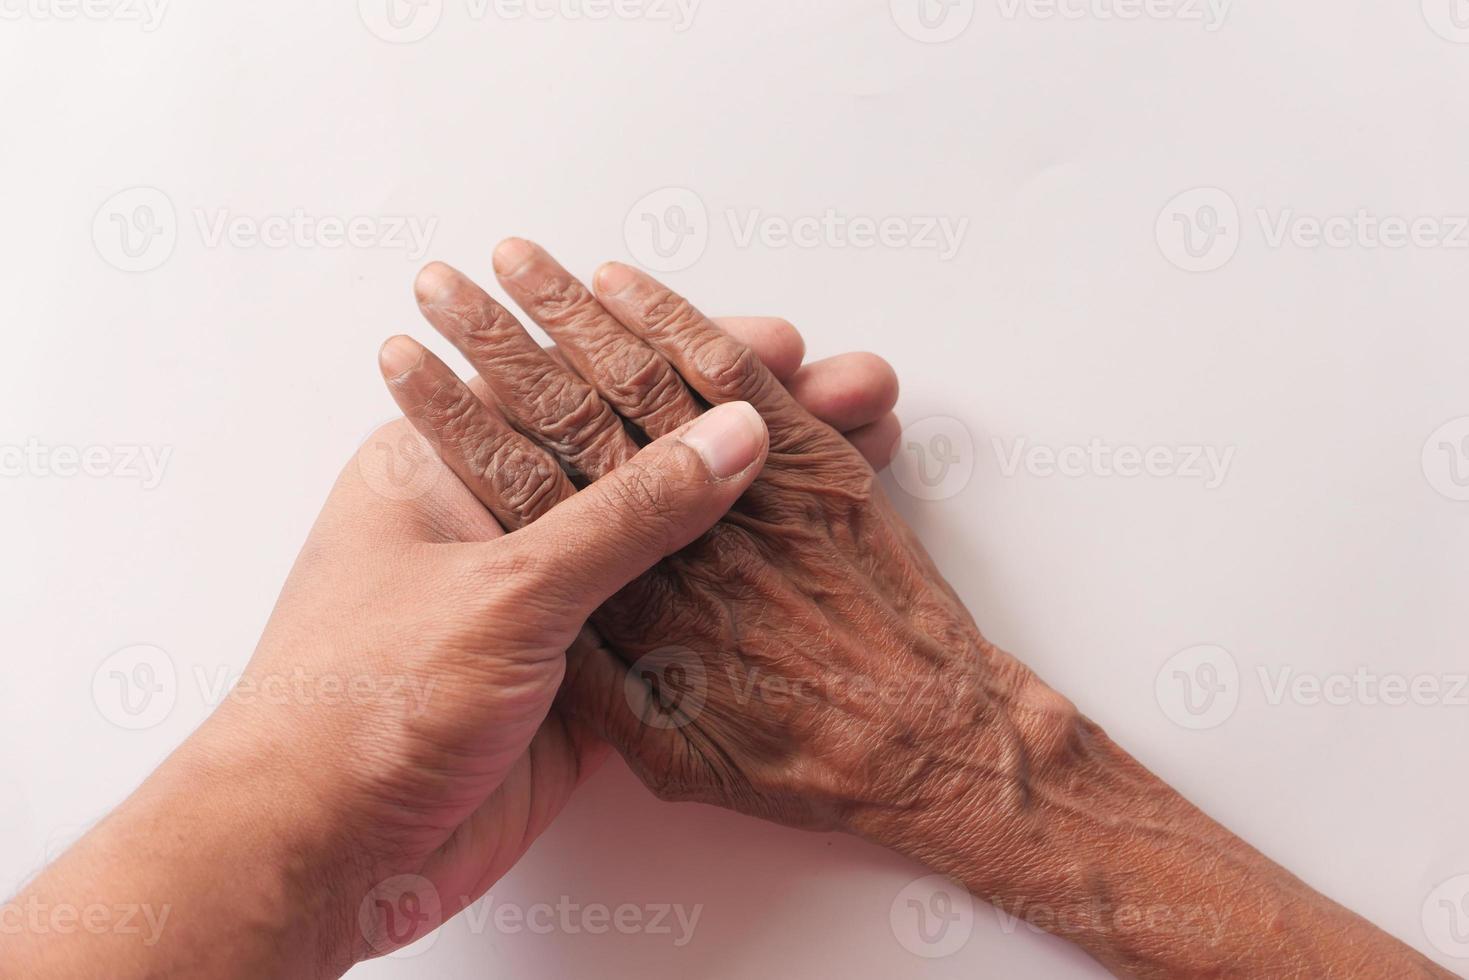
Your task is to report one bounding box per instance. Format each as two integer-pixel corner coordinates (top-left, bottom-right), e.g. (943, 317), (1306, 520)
(383, 242), (1450, 980)
(381, 243), (1066, 843)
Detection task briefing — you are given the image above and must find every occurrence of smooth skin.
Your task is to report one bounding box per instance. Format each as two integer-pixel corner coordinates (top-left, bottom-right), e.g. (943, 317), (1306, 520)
(1, 284), (897, 977)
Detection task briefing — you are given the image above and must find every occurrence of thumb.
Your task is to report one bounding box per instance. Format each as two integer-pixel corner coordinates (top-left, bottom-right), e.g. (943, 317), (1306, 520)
(504, 400), (769, 620)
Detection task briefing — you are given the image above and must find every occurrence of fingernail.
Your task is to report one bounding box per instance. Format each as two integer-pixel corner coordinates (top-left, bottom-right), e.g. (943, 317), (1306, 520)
(680, 402), (767, 479)
(594, 261), (638, 297)
(493, 237), (536, 278)
(413, 261), (457, 306)
(379, 336), (422, 378)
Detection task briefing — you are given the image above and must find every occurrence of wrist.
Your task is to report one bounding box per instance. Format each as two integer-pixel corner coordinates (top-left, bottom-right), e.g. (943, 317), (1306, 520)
(846, 640), (1090, 890)
(853, 664), (1449, 978)
(164, 703), (381, 975)
(7, 708), (373, 979)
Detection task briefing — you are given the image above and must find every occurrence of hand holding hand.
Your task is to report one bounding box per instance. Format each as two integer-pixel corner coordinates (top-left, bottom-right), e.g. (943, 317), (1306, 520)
(5, 247), (899, 977)
(383, 248), (1070, 844)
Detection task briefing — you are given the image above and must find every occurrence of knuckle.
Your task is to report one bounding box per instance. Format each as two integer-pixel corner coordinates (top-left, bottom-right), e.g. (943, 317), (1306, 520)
(528, 275), (598, 325)
(532, 377), (625, 459)
(473, 435), (564, 523)
(603, 345), (685, 415)
(442, 290), (518, 351)
(691, 337), (771, 403)
(640, 290), (703, 338)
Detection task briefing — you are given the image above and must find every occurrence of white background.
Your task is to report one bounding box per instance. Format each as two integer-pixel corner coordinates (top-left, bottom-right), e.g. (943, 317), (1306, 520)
(3, 0), (1468, 975)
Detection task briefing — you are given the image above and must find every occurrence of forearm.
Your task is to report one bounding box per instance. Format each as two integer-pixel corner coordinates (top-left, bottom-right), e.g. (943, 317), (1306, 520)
(3, 712), (361, 979)
(862, 667), (1451, 977)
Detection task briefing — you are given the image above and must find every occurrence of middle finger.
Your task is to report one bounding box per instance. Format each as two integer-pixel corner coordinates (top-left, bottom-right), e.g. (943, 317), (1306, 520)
(492, 238), (704, 440)
(414, 260), (638, 482)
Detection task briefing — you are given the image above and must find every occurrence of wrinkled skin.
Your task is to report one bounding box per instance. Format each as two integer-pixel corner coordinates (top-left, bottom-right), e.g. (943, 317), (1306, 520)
(384, 240), (1080, 843)
(384, 249), (1457, 980)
